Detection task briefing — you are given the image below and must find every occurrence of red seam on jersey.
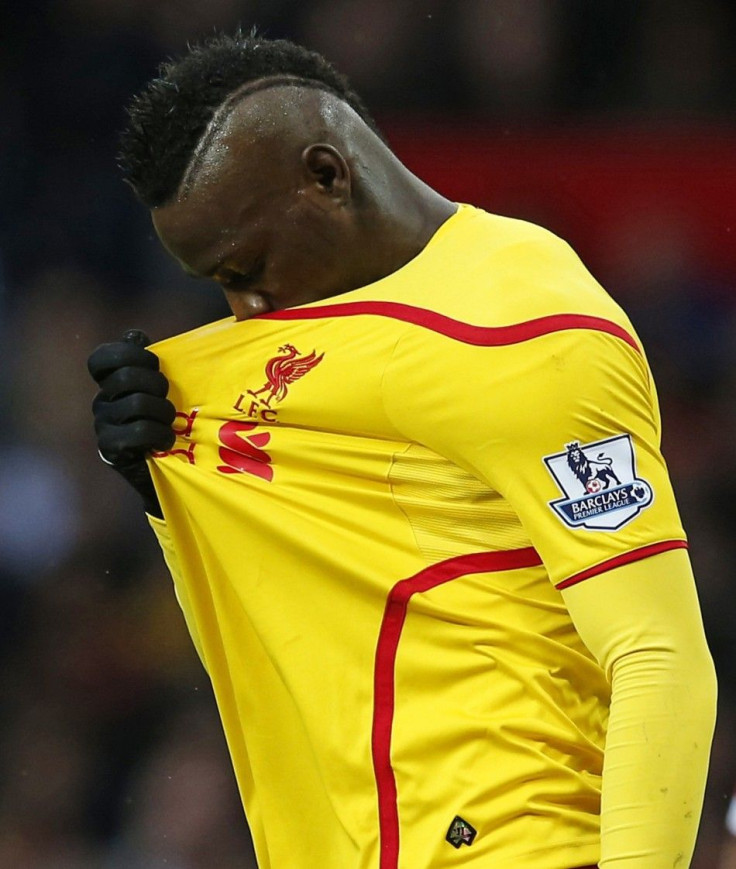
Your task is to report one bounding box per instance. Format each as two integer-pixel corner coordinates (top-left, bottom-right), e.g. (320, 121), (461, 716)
(371, 546), (543, 869)
(555, 540), (688, 590)
(261, 302), (640, 353)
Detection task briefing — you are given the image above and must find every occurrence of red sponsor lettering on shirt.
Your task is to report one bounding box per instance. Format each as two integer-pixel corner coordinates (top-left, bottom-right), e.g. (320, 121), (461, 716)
(216, 420), (273, 482)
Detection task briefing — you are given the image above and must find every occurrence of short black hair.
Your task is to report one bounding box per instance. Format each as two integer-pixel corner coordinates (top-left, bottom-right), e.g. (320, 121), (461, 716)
(119, 30), (379, 208)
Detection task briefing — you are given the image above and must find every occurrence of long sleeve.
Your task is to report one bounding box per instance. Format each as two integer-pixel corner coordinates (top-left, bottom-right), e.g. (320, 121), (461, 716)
(562, 548), (717, 866)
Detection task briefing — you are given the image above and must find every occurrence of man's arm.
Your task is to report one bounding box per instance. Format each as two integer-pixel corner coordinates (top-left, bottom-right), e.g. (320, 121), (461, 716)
(562, 548), (717, 867)
(89, 334), (206, 664)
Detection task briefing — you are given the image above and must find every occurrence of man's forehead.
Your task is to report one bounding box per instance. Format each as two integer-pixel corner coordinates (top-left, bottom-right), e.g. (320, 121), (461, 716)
(151, 189), (236, 265)
(179, 80), (342, 198)
(153, 80), (352, 260)
(151, 101), (303, 271)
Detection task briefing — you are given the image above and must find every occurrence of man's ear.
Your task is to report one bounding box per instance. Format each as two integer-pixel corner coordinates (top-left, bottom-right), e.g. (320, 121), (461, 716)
(300, 144), (351, 206)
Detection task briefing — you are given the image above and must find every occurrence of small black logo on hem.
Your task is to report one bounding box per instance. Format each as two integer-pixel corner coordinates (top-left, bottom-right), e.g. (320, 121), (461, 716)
(445, 815), (477, 849)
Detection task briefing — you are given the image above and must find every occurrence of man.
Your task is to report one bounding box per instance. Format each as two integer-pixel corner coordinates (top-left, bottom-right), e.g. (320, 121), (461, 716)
(89, 32), (717, 868)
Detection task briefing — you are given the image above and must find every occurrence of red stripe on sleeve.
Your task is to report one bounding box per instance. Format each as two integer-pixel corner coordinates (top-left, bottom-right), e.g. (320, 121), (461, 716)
(372, 547), (543, 868)
(555, 540), (689, 590)
(262, 302), (641, 353)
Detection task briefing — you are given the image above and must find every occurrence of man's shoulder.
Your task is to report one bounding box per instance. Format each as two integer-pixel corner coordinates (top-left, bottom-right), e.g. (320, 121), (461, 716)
(455, 204), (566, 250)
(389, 205), (630, 331)
(454, 206), (593, 290)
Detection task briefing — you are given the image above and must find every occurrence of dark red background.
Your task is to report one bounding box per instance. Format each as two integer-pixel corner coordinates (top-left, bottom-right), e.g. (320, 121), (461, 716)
(388, 122), (736, 279)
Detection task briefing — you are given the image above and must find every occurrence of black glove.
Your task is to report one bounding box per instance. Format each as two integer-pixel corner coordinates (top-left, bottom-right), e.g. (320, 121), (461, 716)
(88, 329), (176, 518)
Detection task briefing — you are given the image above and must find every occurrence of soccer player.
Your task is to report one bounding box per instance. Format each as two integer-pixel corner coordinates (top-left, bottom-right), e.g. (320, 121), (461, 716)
(88, 33), (717, 869)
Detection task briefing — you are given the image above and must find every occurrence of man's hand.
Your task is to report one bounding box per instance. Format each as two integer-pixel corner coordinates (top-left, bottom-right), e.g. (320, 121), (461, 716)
(88, 330), (176, 517)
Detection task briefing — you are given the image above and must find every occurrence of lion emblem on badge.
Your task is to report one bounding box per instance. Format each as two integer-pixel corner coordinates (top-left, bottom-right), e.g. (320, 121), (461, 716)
(565, 441), (621, 494)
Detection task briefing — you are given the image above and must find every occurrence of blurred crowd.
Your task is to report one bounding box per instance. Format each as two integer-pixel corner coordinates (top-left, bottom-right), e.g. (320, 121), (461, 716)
(2, 1), (736, 866)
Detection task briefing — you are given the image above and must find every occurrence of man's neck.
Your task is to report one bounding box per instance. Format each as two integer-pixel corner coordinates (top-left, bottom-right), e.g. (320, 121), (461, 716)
(348, 170), (457, 291)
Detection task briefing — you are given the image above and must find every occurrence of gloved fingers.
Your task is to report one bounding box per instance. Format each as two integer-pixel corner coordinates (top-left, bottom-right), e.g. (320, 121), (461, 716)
(97, 419), (177, 463)
(87, 340), (160, 384)
(96, 366), (170, 401)
(93, 392), (177, 427)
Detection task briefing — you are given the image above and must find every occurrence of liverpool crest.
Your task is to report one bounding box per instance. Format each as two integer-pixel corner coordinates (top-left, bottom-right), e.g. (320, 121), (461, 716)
(544, 435), (653, 531)
(247, 344), (324, 407)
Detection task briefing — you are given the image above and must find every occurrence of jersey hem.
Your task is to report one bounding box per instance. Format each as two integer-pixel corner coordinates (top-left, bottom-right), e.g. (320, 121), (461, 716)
(555, 539), (688, 590)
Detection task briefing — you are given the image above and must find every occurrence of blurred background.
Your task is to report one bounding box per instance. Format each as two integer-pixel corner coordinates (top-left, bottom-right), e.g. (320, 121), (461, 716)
(1, 1), (736, 866)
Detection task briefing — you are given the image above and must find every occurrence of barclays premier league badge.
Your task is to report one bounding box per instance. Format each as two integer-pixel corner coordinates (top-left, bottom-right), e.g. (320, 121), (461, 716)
(544, 435), (653, 531)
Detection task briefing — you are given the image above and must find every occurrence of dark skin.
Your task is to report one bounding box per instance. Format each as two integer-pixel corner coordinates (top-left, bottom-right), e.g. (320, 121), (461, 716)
(151, 84), (457, 320)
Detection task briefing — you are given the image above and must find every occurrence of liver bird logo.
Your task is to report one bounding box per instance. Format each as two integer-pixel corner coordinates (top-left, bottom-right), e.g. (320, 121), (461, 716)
(247, 344), (324, 406)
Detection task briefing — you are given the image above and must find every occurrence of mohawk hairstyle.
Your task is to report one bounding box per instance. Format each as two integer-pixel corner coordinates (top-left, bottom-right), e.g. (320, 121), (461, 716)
(118, 30), (379, 208)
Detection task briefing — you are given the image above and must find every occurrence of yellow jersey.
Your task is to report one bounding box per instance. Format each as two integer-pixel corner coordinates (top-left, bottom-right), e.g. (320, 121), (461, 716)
(147, 204), (685, 868)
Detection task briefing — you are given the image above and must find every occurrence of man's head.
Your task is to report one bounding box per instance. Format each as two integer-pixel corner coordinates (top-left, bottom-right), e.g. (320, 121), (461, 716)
(119, 30), (380, 210)
(120, 32), (449, 319)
